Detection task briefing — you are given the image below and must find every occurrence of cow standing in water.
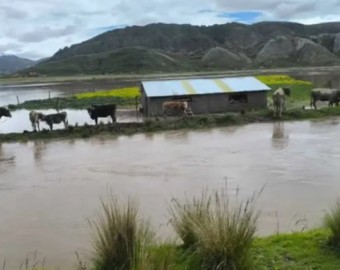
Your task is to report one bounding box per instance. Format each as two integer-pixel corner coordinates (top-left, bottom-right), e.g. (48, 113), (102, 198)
(39, 111), (68, 130)
(87, 104), (117, 125)
(0, 107), (12, 120)
(29, 111), (44, 131)
(162, 100), (193, 120)
(272, 87), (291, 118)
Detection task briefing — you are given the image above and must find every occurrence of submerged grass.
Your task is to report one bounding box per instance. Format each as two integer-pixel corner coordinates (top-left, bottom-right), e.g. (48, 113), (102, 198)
(7, 96), (137, 111)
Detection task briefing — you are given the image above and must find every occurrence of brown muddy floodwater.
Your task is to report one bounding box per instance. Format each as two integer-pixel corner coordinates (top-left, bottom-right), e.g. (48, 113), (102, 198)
(1, 119), (340, 268)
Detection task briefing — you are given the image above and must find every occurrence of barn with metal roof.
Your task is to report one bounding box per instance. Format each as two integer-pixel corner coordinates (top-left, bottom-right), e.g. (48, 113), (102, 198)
(139, 76), (271, 117)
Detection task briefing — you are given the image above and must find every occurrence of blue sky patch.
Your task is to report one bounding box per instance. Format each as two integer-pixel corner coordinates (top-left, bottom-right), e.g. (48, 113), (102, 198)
(218, 11), (263, 24)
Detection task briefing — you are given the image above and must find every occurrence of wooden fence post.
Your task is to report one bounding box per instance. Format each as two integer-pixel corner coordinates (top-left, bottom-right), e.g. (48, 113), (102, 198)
(16, 96), (20, 105)
(56, 98), (60, 112)
(135, 96), (138, 119)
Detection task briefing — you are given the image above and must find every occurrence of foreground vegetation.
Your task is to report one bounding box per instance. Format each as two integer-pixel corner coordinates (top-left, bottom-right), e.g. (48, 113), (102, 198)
(84, 189), (340, 270)
(3, 187), (340, 269)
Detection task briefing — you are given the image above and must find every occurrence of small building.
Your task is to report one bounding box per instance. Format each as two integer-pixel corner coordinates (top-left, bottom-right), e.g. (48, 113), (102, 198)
(140, 76), (271, 117)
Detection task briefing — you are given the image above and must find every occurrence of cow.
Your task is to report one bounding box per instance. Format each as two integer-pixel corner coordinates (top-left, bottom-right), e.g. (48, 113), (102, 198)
(272, 87), (291, 118)
(310, 88), (340, 110)
(162, 100), (192, 120)
(0, 107), (11, 120)
(87, 104), (117, 125)
(39, 111), (68, 130)
(29, 110), (44, 132)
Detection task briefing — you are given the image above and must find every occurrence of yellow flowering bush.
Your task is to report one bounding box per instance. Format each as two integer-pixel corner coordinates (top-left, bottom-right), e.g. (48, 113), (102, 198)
(256, 75), (312, 85)
(75, 87), (140, 99)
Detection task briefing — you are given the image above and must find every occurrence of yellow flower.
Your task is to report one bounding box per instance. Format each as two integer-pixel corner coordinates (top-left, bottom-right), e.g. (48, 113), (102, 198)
(75, 87), (140, 99)
(256, 75), (312, 85)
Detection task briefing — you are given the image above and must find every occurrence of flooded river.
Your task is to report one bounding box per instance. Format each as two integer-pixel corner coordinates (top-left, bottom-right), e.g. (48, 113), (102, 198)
(1, 119), (340, 268)
(2, 72), (340, 268)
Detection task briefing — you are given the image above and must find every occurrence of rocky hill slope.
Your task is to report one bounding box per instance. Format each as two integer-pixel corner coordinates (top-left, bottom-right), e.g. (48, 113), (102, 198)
(0, 54), (36, 74)
(24, 21), (340, 75)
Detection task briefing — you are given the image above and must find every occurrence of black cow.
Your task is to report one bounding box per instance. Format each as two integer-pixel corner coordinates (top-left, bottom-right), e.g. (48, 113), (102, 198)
(40, 111), (68, 130)
(310, 88), (340, 109)
(0, 107), (12, 120)
(87, 104), (117, 125)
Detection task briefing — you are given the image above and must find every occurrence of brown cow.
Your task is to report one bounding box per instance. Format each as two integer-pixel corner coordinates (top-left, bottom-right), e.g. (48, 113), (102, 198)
(162, 100), (192, 119)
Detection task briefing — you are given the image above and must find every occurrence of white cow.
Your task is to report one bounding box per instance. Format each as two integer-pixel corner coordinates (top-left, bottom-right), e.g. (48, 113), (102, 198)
(272, 87), (291, 118)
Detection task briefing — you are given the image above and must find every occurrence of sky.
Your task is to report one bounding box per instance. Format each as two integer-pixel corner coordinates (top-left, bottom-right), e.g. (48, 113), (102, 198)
(1, 0), (340, 60)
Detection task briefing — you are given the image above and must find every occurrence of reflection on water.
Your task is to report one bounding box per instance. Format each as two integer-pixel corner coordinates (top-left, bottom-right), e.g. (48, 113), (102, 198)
(33, 141), (47, 161)
(272, 122), (289, 150)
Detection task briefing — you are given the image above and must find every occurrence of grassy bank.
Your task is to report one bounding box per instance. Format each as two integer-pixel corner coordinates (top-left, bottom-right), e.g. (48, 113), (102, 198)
(141, 229), (339, 269)
(2, 107), (340, 143)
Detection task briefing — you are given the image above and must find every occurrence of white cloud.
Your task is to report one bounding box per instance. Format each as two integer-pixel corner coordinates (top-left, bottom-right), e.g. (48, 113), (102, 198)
(0, 0), (340, 60)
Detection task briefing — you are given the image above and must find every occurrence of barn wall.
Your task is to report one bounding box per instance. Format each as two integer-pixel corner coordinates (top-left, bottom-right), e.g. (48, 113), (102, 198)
(143, 91), (268, 117)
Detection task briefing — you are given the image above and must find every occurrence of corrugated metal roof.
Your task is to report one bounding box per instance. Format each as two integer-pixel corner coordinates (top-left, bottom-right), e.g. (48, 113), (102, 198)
(141, 76), (271, 97)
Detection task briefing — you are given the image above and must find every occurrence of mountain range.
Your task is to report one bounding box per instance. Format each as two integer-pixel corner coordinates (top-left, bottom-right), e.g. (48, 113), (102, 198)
(14, 21), (340, 75)
(0, 54), (37, 74)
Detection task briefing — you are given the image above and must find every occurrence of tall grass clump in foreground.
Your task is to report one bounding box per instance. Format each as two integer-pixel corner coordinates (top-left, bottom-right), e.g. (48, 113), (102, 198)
(324, 199), (340, 246)
(168, 190), (212, 249)
(89, 193), (154, 270)
(169, 188), (263, 270)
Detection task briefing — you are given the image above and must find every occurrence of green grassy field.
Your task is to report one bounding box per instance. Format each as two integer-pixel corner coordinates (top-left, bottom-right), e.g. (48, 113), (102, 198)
(142, 230), (340, 270)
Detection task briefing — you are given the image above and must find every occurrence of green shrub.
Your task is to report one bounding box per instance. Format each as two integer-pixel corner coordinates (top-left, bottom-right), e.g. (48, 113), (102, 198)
(169, 188), (262, 270)
(168, 190), (212, 249)
(324, 199), (340, 246)
(89, 193), (154, 270)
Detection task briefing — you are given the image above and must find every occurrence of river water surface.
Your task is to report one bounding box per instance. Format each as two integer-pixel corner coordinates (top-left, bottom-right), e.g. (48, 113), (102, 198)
(1, 119), (340, 268)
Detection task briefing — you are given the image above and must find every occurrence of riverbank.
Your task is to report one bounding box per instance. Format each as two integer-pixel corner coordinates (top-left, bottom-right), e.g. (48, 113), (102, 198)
(143, 229), (339, 269)
(5, 229), (339, 269)
(2, 107), (340, 143)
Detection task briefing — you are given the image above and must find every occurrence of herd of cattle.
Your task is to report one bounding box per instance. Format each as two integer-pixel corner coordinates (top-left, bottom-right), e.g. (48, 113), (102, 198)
(0, 87), (340, 131)
(0, 104), (117, 131)
(271, 87), (340, 117)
